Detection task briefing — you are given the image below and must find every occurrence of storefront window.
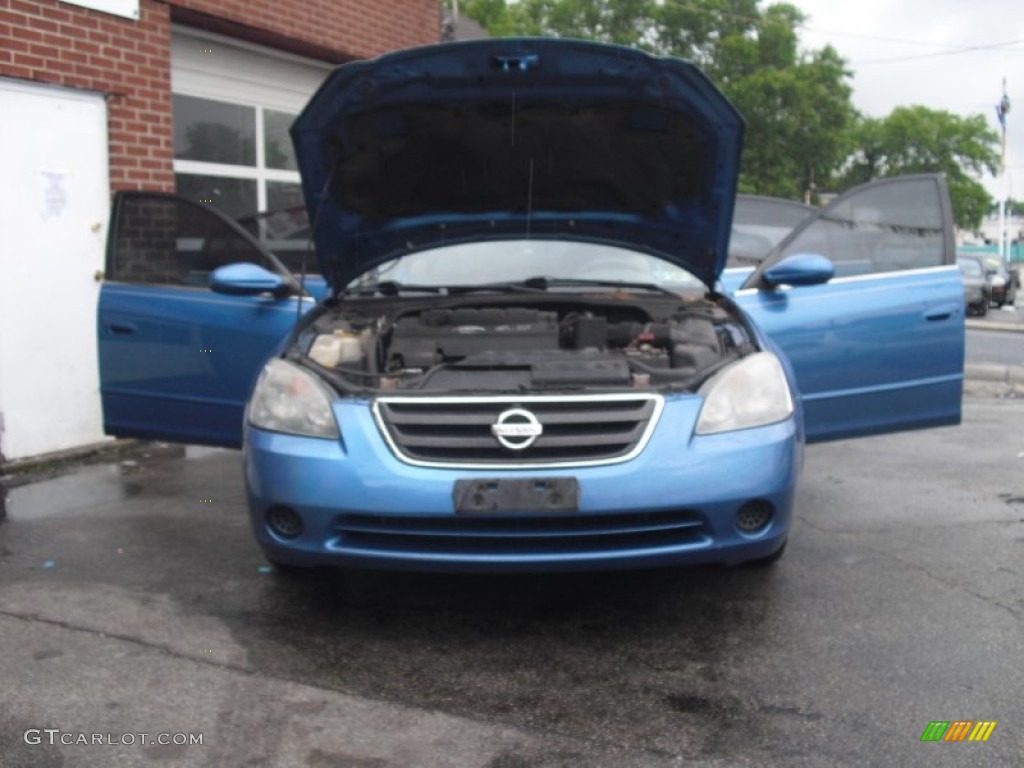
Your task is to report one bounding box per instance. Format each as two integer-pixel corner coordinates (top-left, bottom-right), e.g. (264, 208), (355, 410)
(173, 95), (256, 166)
(174, 174), (258, 221)
(173, 95), (300, 220)
(264, 109), (298, 171)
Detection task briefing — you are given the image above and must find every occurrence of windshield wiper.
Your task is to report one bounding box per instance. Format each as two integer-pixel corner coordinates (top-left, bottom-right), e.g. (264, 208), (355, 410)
(446, 281), (547, 295)
(344, 280), (444, 296)
(348, 280), (551, 296)
(522, 276), (682, 297)
(344, 277), (683, 298)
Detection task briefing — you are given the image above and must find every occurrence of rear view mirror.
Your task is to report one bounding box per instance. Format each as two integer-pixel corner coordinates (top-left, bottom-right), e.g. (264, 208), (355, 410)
(210, 263), (290, 296)
(762, 253), (835, 288)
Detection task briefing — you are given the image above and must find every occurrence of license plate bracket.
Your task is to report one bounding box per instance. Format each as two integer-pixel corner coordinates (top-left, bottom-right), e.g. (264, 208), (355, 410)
(453, 477), (579, 515)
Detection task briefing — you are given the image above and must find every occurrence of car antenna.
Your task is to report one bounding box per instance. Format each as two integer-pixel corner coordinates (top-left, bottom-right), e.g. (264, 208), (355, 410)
(296, 159), (341, 325)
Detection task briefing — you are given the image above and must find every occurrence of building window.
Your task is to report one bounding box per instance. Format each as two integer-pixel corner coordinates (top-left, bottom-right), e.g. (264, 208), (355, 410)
(173, 94), (301, 220)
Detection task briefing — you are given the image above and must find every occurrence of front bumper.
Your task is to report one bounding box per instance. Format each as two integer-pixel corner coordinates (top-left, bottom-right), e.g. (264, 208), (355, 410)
(243, 395), (801, 572)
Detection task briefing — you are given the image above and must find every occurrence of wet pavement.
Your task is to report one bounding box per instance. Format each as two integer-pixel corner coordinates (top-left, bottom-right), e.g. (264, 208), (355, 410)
(0, 401), (1022, 767)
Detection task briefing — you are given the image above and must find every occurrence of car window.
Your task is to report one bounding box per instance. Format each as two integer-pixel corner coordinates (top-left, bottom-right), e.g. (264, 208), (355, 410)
(109, 195), (277, 287)
(774, 178), (946, 278)
(727, 196), (813, 268)
(352, 240), (705, 292)
(982, 256), (1006, 275)
(235, 206), (315, 275)
(957, 257), (983, 277)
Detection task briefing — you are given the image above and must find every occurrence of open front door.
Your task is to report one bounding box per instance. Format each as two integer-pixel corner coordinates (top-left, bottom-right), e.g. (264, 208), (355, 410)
(733, 175), (964, 443)
(97, 193), (314, 448)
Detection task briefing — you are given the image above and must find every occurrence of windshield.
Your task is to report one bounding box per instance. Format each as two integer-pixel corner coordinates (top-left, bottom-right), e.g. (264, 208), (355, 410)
(957, 257), (983, 277)
(349, 240), (705, 293)
(236, 200), (814, 282)
(983, 256), (1005, 274)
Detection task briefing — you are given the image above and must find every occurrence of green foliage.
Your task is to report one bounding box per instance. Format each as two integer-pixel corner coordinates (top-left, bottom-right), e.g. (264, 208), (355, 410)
(841, 107), (1000, 230)
(989, 198), (1024, 216)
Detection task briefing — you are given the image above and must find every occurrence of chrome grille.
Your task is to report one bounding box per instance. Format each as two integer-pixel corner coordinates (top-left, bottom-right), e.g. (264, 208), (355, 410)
(373, 394), (663, 468)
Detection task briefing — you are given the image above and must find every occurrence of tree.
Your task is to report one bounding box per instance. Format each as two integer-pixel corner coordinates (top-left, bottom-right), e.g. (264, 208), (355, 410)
(989, 199), (1024, 216)
(841, 107), (1000, 230)
(457, 0), (857, 200)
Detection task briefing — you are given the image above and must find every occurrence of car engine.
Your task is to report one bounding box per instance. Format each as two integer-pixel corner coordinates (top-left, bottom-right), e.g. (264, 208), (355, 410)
(298, 296), (754, 393)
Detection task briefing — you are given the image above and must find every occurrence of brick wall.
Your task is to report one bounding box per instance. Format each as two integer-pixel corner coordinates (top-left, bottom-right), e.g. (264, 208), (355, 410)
(175, 0), (441, 60)
(0, 0), (441, 195)
(1, 0), (175, 191)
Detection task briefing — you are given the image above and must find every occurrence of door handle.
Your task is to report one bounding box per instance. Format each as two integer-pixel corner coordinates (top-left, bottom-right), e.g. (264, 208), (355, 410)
(923, 303), (959, 322)
(105, 322), (138, 335)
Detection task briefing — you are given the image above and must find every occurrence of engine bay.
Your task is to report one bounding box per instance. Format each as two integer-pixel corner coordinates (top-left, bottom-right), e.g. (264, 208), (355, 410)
(297, 294), (755, 393)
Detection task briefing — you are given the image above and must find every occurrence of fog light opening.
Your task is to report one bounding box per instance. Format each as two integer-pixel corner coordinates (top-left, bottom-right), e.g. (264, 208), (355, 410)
(267, 505), (303, 539)
(735, 500), (774, 534)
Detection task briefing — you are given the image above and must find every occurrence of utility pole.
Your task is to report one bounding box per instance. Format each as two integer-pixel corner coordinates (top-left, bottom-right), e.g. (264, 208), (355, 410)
(996, 79), (1010, 261)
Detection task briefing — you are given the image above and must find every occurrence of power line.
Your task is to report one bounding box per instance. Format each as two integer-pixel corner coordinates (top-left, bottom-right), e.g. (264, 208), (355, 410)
(798, 25), (1000, 50)
(852, 39), (1024, 65)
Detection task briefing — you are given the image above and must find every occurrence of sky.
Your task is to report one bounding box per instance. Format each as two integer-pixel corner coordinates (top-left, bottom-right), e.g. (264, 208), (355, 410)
(791, 0), (1023, 200)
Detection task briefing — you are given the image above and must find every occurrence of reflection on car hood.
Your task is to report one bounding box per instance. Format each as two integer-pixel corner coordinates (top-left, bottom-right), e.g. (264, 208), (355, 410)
(291, 38), (744, 292)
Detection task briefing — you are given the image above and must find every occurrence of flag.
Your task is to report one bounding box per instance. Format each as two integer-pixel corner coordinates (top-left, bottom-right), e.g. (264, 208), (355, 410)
(996, 94), (1010, 130)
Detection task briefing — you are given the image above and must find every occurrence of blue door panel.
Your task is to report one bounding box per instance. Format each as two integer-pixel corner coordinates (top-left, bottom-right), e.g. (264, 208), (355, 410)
(738, 268), (963, 442)
(99, 283), (312, 448)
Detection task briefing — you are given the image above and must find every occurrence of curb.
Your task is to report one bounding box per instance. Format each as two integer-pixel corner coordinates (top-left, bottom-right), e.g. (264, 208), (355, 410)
(964, 363), (1024, 384)
(965, 319), (1024, 333)
(0, 440), (183, 485)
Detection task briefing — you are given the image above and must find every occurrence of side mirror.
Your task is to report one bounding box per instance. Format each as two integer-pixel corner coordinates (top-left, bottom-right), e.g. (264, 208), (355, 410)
(762, 253), (834, 288)
(210, 263), (290, 296)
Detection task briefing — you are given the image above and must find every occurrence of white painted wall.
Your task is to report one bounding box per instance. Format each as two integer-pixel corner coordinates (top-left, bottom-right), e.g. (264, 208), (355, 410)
(171, 27), (330, 115)
(0, 78), (110, 460)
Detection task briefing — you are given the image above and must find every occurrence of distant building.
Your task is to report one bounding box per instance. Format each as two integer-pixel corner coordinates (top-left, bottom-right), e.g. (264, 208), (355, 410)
(976, 213), (1023, 244)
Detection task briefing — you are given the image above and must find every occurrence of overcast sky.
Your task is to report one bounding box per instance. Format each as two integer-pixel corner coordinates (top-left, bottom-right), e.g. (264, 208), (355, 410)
(792, 0), (1023, 200)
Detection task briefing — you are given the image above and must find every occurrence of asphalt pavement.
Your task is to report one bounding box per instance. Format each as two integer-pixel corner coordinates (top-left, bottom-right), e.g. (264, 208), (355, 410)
(967, 328), (1024, 367)
(964, 301), (1024, 396)
(1, 398), (1022, 767)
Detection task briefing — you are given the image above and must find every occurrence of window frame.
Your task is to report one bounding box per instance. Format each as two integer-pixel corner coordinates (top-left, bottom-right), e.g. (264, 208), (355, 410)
(105, 191), (302, 292)
(173, 100), (303, 214)
(741, 175), (955, 291)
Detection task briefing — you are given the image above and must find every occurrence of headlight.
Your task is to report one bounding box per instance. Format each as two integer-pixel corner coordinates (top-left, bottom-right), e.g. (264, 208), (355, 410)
(247, 358), (339, 439)
(696, 352), (794, 435)
(991, 275), (1006, 288)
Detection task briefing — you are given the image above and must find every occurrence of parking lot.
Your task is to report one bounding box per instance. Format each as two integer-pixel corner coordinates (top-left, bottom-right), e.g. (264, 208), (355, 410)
(1, 397), (1022, 767)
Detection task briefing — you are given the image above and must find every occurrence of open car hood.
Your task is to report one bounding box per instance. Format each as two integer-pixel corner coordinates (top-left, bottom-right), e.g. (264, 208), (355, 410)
(291, 38), (744, 292)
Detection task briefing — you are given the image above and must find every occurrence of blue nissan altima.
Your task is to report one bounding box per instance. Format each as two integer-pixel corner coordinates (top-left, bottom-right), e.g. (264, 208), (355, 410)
(97, 38), (964, 572)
